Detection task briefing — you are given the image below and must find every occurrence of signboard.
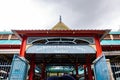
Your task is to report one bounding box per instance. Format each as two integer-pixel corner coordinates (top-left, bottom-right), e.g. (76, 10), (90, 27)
(8, 55), (29, 80)
(26, 45), (95, 54)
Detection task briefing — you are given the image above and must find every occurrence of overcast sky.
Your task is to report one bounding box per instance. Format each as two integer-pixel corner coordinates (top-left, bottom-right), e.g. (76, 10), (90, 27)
(0, 0), (120, 31)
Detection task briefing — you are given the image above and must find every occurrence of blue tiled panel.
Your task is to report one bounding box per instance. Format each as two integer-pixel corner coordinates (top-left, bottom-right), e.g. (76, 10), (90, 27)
(101, 40), (120, 45)
(0, 39), (120, 45)
(0, 31), (13, 34)
(109, 31), (120, 34)
(0, 40), (21, 44)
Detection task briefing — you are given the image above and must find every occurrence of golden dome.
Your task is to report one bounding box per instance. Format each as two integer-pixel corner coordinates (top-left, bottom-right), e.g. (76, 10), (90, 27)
(52, 16), (70, 30)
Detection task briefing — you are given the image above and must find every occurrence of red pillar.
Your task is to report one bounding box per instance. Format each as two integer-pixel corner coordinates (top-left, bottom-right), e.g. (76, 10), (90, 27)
(75, 63), (79, 79)
(94, 36), (102, 58)
(87, 64), (93, 80)
(86, 55), (93, 80)
(40, 63), (46, 80)
(83, 65), (87, 80)
(19, 36), (27, 57)
(28, 54), (35, 80)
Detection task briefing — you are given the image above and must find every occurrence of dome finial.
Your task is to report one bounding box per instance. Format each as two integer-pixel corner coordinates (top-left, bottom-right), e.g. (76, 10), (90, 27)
(52, 16), (70, 30)
(59, 15), (62, 22)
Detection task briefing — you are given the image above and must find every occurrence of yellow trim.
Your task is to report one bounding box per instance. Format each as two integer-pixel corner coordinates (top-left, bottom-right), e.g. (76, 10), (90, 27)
(26, 44), (33, 50)
(90, 44), (96, 51)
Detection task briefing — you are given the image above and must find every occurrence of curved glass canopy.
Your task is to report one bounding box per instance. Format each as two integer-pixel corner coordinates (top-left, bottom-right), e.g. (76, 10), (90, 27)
(31, 37), (91, 45)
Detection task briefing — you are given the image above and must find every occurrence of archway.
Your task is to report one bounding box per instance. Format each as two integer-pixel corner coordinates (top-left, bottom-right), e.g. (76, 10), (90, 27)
(10, 25), (110, 80)
(25, 37), (95, 80)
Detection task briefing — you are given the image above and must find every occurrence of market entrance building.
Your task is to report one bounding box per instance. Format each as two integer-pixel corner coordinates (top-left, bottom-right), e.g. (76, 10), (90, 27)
(9, 19), (110, 80)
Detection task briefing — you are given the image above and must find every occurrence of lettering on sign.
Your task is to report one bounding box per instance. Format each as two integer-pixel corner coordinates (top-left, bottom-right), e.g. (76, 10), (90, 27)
(26, 45), (95, 54)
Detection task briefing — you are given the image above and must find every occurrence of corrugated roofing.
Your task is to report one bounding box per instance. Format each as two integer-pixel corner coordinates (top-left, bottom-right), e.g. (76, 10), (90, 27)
(12, 29), (110, 35)
(0, 40), (21, 44)
(101, 40), (120, 45)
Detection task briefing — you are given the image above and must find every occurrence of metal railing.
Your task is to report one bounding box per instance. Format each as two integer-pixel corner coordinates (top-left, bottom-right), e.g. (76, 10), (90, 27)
(111, 62), (120, 80)
(0, 62), (11, 80)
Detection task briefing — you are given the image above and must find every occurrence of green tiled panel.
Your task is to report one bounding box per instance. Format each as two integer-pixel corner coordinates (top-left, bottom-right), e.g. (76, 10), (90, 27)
(0, 39), (120, 45)
(109, 31), (120, 34)
(0, 31), (13, 34)
(101, 40), (120, 45)
(0, 40), (21, 44)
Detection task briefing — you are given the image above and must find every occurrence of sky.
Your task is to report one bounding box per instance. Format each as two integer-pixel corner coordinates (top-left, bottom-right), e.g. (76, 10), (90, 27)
(0, 0), (120, 31)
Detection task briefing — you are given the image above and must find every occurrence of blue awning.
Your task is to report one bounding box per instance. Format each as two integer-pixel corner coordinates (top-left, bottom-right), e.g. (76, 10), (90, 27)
(26, 45), (96, 54)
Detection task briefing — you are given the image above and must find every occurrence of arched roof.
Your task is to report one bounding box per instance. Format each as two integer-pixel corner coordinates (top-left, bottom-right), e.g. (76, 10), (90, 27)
(52, 21), (70, 30)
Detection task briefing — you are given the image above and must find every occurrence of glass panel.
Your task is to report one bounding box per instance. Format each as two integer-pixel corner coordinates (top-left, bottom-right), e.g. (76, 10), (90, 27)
(75, 39), (89, 45)
(48, 38), (60, 41)
(32, 39), (47, 44)
(47, 42), (75, 45)
(61, 38), (73, 41)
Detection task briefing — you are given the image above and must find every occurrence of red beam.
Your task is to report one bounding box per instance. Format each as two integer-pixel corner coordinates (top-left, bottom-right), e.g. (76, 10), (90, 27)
(102, 45), (120, 51)
(12, 29), (109, 38)
(13, 30), (108, 34)
(0, 45), (20, 49)
(24, 33), (100, 37)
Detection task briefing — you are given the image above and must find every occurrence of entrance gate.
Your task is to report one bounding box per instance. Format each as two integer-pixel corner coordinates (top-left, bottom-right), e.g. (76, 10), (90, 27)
(26, 37), (96, 80)
(10, 29), (110, 80)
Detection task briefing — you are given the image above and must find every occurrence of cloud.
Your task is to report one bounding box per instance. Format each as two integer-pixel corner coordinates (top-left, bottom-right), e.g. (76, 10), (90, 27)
(0, 0), (120, 31)
(40, 0), (120, 30)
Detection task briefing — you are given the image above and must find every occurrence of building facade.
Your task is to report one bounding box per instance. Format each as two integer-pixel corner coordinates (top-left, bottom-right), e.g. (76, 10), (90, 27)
(0, 21), (120, 80)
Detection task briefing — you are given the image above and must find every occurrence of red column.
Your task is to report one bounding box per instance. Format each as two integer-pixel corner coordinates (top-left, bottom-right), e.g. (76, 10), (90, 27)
(87, 64), (93, 80)
(41, 63), (46, 80)
(75, 63), (79, 79)
(83, 65), (87, 80)
(28, 54), (35, 80)
(86, 55), (93, 80)
(94, 36), (102, 58)
(19, 36), (27, 57)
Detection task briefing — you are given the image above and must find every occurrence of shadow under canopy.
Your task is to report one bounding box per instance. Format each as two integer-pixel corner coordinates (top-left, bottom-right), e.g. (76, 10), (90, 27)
(47, 75), (75, 80)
